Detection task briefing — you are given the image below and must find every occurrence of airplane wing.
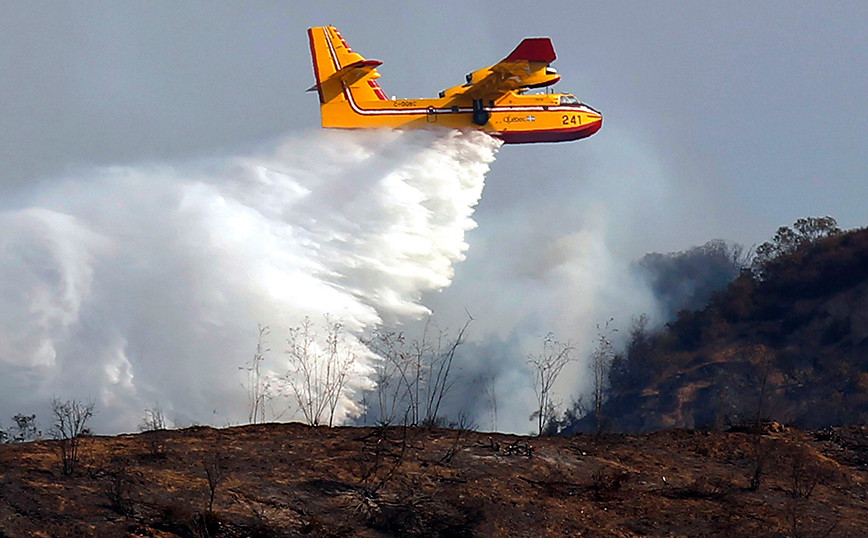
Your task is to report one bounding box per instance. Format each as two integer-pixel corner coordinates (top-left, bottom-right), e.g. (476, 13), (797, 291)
(440, 38), (561, 100)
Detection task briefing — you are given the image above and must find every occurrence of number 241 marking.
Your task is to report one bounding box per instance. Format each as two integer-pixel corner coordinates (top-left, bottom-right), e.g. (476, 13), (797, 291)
(562, 115), (580, 125)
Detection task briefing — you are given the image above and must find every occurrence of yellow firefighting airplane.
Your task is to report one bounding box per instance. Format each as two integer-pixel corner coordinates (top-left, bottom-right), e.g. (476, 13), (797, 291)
(307, 26), (602, 144)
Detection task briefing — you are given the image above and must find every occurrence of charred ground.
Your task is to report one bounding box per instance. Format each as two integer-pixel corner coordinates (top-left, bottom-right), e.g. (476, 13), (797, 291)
(0, 423), (866, 537)
(4, 221), (868, 536)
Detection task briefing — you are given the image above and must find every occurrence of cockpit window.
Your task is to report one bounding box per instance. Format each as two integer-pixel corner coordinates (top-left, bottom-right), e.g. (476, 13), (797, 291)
(559, 95), (580, 105)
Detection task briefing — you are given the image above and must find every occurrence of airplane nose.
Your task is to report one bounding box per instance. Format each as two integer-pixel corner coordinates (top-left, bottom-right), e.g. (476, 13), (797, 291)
(585, 117), (603, 138)
(586, 106), (602, 122)
(583, 109), (603, 138)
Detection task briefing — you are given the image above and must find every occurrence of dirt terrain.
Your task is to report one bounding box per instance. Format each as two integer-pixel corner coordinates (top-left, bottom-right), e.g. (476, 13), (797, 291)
(0, 423), (866, 537)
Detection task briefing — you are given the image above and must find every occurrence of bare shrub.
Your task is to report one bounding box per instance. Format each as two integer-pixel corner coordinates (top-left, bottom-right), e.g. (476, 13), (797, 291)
(365, 316), (472, 428)
(240, 498), (280, 537)
(421, 317), (472, 429)
(590, 319), (617, 435)
(747, 436), (769, 492)
(200, 436), (228, 516)
(450, 410), (477, 432)
(139, 406), (168, 459)
(438, 426), (472, 465)
(590, 466), (630, 501)
(283, 316), (358, 427)
(140, 406), (167, 432)
(739, 345), (778, 492)
(364, 330), (408, 426)
(241, 324), (271, 424)
(783, 497), (840, 538)
(780, 444), (835, 499)
(103, 460), (136, 517)
(358, 423), (413, 497)
(50, 398), (95, 476)
(528, 333), (575, 435)
(746, 345), (777, 430)
(142, 431), (168, 461)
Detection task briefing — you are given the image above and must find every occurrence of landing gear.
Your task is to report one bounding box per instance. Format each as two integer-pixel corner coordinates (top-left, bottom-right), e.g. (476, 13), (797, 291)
(472, 99), (490, 126)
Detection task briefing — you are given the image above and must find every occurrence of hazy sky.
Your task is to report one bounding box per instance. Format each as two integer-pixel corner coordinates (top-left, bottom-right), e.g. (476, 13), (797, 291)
(2, 1), (866, 432)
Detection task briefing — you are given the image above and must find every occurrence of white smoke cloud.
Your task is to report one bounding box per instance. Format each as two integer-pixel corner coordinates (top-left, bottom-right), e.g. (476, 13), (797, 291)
(416, 129), (677, 434)
(0, 128), (501, 433)
(427, 227), (662, 435)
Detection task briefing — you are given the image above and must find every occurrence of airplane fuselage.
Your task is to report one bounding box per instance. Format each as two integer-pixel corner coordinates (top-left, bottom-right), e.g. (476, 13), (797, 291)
(308, 26), (602, 144)
(323, 90), (602, 144)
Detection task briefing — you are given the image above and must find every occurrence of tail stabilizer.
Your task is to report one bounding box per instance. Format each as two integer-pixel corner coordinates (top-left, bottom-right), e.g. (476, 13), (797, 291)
(307, 26), (388, 109)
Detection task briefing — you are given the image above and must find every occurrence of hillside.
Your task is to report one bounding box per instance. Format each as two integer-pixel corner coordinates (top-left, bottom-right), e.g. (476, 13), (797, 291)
(579, 225), (868, 434)
(1, 423), (866, 537)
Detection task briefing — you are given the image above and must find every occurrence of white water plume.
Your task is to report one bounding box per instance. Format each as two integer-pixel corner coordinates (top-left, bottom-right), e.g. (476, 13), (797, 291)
(0, 128), (501, 433)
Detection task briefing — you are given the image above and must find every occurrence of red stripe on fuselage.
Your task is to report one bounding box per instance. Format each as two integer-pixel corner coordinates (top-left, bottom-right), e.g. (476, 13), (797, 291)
(494, 119), (602, 144)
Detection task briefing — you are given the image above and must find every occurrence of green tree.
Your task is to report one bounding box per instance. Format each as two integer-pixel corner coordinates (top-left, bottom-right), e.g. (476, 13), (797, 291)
(753, 216), (841, 272)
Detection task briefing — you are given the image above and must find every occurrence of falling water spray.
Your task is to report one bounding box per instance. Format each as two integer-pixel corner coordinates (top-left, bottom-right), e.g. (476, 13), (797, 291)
(0, 128), (501, 432)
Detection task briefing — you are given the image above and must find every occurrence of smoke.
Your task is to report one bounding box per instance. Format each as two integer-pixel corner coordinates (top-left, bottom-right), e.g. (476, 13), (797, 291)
(0, 128), (501, 433)
(416, 129), (693, 434)
(636, 239), (746, 322)
(415, 230), (664, 434)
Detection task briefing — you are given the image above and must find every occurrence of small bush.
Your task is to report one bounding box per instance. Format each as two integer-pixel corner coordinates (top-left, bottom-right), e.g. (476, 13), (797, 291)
(590, 466), (630, 500)
(103, 463), (136, 517)
(779, 444), (836, 499)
